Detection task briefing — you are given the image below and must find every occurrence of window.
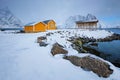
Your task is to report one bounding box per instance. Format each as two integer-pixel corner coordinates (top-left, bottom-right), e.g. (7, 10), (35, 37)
(50, 24), (54, 28)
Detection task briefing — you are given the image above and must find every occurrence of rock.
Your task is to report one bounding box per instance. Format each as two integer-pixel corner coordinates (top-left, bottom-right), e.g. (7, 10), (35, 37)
(112, 33), (120, 40)
(69, 33), (120, 44)
(73, 39), (83, 47)
(46, 32), (54, 36)
(64, 56), (113, 78)
(98, 33), (120, 42)
(89, 42), (98, 46)
(39, 42), (48, 47)
(82, 46), (101, 56)
(37, 36), (46, 43)
(51, 43), (68, 56)
(60, 36), (65, 38)
(71, 39), (88, 53)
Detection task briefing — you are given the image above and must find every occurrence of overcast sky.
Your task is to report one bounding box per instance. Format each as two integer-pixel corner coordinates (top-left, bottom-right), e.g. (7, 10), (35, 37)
(0, 0), (120, 26)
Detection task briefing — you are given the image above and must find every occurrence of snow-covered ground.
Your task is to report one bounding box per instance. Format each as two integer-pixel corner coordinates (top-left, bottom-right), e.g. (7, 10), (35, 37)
(0, 29), (120, 80)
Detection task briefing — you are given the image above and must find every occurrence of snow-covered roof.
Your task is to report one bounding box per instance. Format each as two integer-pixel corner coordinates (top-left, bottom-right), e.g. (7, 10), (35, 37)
(42, 20), (52, 24)
(25, 22), (38, 26)
(76, 20), (98, 24)
(25, 20), (53, 26)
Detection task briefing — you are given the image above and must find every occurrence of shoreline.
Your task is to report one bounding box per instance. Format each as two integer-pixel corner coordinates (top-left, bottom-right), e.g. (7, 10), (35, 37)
(69, 33), (120, 67)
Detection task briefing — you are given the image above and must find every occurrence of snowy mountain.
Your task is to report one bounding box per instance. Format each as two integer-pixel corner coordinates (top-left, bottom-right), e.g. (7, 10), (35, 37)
(64, 14), (98, 28)
(0, 7), (23, 28)
(116, 26), (120, 28)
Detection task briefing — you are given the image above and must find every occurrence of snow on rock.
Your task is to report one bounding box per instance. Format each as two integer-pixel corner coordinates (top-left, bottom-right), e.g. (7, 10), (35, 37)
(79, 30), (113, 39)
(0, 7), (23, 28)
(63, 55), (113, 78)
(51, 43), (68, 56)
(0, 29), (119, 80)
(47, 29), (113, 39)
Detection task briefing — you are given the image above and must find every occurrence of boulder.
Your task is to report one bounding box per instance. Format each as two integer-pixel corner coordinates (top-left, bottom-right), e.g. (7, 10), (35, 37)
(51, 43), (68, 56)
(64, 56), (113, 78)
(71, 39), (87, 53)
(37, 36), (46, 43)
(39, 42), (48, 47)
(46, 32), (54, 36)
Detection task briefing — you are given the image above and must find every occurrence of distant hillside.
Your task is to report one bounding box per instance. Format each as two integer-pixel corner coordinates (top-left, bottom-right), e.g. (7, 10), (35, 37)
(64, 14), (98, 28)
(0, 7), (23, 28)
(58, 14), (119, 29)
(115, 26), (120, 28)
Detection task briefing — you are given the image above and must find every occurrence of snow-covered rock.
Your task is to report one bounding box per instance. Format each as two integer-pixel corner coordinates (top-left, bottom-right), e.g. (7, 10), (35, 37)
(0, 7), (23, 28)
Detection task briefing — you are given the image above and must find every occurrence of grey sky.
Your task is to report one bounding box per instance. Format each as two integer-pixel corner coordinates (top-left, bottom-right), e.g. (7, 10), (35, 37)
(0, 0), (120, 26)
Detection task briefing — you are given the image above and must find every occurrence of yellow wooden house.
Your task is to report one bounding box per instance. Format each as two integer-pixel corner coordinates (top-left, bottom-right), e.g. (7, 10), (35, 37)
(43, 20), (56, 30)
(24, 20), (56, 33)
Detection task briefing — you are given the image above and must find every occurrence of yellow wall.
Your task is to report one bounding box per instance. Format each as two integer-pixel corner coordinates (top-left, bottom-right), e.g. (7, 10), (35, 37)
(24, 26), (33, 33)
(47, 20), (56, 30)
(34, 22), (46, 32)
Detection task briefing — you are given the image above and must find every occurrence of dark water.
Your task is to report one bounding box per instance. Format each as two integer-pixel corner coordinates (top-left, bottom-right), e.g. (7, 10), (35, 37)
(0, 28), (23, 31)
(97, 28), (120, 67)
(103, 28), (120, 34)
